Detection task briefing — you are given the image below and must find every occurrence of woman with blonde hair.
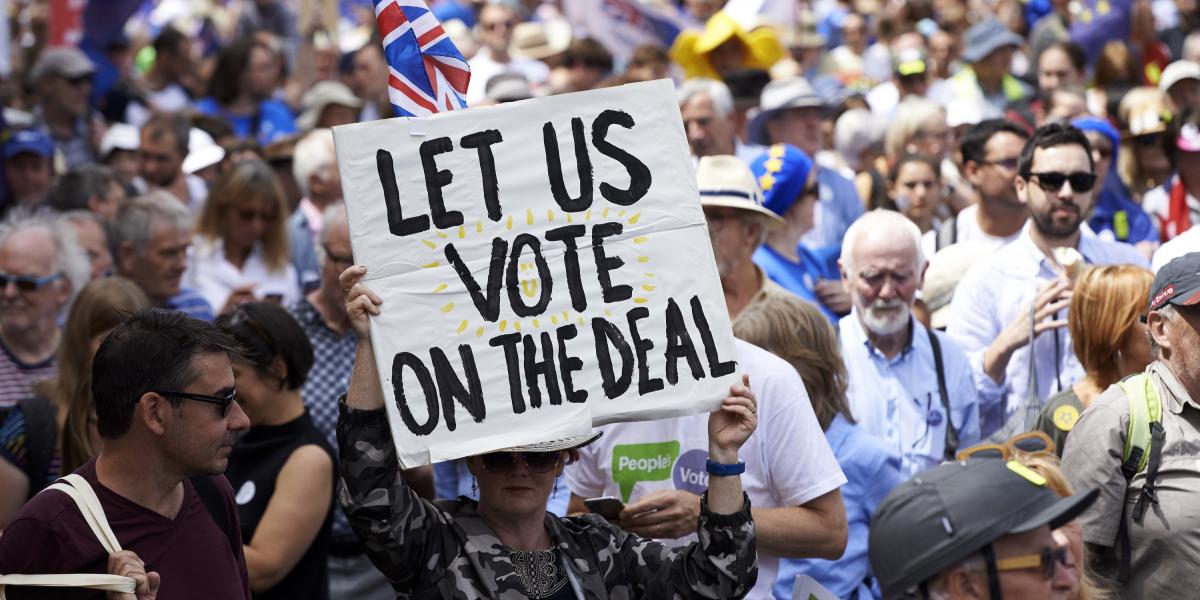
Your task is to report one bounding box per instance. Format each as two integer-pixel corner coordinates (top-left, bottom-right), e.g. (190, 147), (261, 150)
(733, 291), (902, 599)
(184, 158), (299, 314)
(45, 277), (150, 474)
(1036, 265), (1154, 452)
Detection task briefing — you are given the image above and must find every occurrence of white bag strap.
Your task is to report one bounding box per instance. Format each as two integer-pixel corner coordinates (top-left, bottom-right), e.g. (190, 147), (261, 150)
(0, 475), (137, 598)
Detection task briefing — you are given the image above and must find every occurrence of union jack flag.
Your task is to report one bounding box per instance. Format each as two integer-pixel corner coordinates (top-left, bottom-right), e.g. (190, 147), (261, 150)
(373, 0), (471, 117)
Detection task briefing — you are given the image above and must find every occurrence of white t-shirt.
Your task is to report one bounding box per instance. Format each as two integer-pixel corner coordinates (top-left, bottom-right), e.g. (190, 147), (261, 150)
(1152, 225), (1200, 271)
(952, 204), (1021, 251)
(182, 237), (301, 312)
(565, 339), (847, 600)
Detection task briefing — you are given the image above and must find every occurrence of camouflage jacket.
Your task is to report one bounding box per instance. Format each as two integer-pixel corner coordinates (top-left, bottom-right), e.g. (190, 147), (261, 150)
(336, 402), (758, 600)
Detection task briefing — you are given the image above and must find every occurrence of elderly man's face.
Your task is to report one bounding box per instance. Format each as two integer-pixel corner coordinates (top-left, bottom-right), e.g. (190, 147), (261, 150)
(0, 228), (70, 337)
(1150, 304), (1200, 398)
(71, 218), (112, 280)
(681, 93), (736, 157)
(320, 216), (354, 305)
(703, 206), (762, 281)
(117, 219), (190, 305)
(843, 234), (921, 336)
(765, 107), (824, 157)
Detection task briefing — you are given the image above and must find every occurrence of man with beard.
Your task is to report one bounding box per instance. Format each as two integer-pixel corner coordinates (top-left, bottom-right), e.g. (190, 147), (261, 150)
(948, 123), (1147, 439)
(838, 209), (984, 477)
(110, 192), (214, 320)
(0, 309), (252, 599)
(695, 155), (791, 321)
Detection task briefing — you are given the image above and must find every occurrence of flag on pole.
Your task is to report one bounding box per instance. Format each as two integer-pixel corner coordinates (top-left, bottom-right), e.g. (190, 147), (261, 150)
(373, 0), (471, 117)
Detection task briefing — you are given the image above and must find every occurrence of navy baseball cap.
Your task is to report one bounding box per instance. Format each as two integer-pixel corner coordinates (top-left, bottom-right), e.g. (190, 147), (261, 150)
(869, 459), (1098, 599)
(3, 128), (54, 160)
(1149, 252), (1200, 311)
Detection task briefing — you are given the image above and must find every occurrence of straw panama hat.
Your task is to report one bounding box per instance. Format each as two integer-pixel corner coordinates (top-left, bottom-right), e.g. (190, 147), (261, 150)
(696, 155), (785, 226)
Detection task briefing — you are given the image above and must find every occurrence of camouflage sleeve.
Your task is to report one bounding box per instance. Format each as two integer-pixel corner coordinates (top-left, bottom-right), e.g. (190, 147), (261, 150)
(616, 492), (757, 599)
(335, 399), (455, 588)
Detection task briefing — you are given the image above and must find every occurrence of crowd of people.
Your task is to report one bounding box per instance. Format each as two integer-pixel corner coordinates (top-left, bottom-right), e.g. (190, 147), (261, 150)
(1, 0), (1200, 598)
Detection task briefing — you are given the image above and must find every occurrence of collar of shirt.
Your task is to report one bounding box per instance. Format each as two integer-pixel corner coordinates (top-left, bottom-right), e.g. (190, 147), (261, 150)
(1012, 220), (1105, 278)
(841, 308), (919, 366)
(298, 198), (324, 237)
(1150, 360), (1200, 414)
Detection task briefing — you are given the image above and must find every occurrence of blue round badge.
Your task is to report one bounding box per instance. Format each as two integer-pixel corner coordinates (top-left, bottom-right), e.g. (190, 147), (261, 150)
(928, 409), (943, 427)
(672, 449), (710, 494)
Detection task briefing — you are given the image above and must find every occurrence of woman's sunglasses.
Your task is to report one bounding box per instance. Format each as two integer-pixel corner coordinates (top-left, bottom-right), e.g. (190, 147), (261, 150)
(995, 546), (1069, 580)
(956, 431), (1056, 461)
(479, 451), (562, 474)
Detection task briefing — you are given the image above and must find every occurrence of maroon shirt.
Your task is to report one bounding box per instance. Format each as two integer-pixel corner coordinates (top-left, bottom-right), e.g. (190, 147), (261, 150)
(0, 460), (251, 599)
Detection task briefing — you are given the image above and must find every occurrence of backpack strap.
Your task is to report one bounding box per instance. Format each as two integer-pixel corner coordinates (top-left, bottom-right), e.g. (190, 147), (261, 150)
(190, 475), (240, 557)
(1113, 373), (1165, 583)
(926, 326), (959, 458)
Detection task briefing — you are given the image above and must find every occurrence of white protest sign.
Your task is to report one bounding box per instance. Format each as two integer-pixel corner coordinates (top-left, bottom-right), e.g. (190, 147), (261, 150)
(334, 79), (740, 468)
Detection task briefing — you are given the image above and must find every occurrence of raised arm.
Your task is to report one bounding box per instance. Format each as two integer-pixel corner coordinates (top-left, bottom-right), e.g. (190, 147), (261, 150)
(335, 265), (451, 587)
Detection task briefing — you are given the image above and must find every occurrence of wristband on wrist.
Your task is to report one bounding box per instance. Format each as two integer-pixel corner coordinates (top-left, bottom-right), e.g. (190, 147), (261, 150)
(705, 458), (745, 476)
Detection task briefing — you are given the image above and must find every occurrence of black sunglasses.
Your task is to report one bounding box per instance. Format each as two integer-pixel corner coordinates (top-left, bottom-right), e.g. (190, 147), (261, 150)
(0, 272), (63, 292)
(479, 451), (563, 474)
(153, 389), (239, 416)
(1026, 171), (1097, 193)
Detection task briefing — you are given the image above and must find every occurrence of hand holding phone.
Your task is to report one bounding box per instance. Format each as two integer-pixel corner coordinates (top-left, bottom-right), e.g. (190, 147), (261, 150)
(584, 496), (625, 521)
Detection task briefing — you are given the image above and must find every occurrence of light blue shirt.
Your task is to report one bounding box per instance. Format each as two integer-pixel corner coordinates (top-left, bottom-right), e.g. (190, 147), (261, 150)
(947, 223), (1148, 436)
(802, 166), (866, 250)
(773, 415), (902, 600)
(839, 312), (983, 478)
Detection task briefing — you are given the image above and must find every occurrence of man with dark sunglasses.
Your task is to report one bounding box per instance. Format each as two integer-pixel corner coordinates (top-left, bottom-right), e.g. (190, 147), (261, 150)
(0, 309), (253, 599)
(28, 46), (99, 169)
(870, 458), (1098, 599)
(948, 123), (1147, 439)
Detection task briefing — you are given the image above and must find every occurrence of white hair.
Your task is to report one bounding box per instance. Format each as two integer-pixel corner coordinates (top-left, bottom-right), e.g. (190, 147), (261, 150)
(835, 109), (885, 170)
(677, 78), (735, 120)
(316, 202), (349, 267)
(292, 128), (337, 198)
(107, 190), (193, 258)
(0, 208), (90, 313)
(884, 97), (946, 160)
(841, 209), (927, 275)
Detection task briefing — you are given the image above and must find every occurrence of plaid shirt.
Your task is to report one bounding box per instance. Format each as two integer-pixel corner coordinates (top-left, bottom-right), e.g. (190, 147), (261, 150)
(288, 296), (357, 543)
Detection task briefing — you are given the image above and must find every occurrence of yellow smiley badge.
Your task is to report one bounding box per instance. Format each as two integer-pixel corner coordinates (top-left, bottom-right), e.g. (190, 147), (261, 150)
(1053, 404), (1080, 432)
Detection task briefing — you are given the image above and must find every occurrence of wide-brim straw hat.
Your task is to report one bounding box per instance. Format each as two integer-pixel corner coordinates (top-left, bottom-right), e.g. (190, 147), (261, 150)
(511, 20), (572, 61)
(696, 155), (785, 226)
(497, 431), (603, 452)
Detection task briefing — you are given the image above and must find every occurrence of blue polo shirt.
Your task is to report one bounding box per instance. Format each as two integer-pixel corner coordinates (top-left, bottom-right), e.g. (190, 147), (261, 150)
(752, 243), (841, 323)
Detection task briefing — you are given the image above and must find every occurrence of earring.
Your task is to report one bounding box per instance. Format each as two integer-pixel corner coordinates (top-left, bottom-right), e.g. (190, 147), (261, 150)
(471, 477), (477, 496)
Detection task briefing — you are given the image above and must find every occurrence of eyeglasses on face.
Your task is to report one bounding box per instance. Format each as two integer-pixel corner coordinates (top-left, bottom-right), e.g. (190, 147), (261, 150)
(995, 546), (1069, 580)
(956, 430), (1056, 461)
(1025, 171), (1097, 193)
(0, 272), (63, 292)
(479, 451), (563, 474)
(153, 389), (239, 416)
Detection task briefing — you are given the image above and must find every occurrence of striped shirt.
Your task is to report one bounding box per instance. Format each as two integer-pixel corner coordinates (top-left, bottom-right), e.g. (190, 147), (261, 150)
(0, 337), (56, 408)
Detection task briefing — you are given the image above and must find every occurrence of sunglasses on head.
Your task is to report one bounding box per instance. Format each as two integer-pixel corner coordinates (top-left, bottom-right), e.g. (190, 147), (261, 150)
(0, 272), (63, 292)
(479, 451), (563, 474)
(956, 430), (1056, 461)
(153, 389), (240, 416)
(1026, 171), (1097, 193)
(995, 546), (1069, 580)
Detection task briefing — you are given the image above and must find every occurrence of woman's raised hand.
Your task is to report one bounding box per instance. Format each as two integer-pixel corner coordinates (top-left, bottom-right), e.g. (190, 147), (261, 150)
(707, 374), (758, 463)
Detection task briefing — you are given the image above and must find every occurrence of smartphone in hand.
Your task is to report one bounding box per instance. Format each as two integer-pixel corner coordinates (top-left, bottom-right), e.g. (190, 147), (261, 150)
(584, 496), (625, 521)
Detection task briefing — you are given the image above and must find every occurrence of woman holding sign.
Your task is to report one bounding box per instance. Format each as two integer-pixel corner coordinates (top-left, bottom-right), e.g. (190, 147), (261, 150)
(336, 265), (760, 599)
